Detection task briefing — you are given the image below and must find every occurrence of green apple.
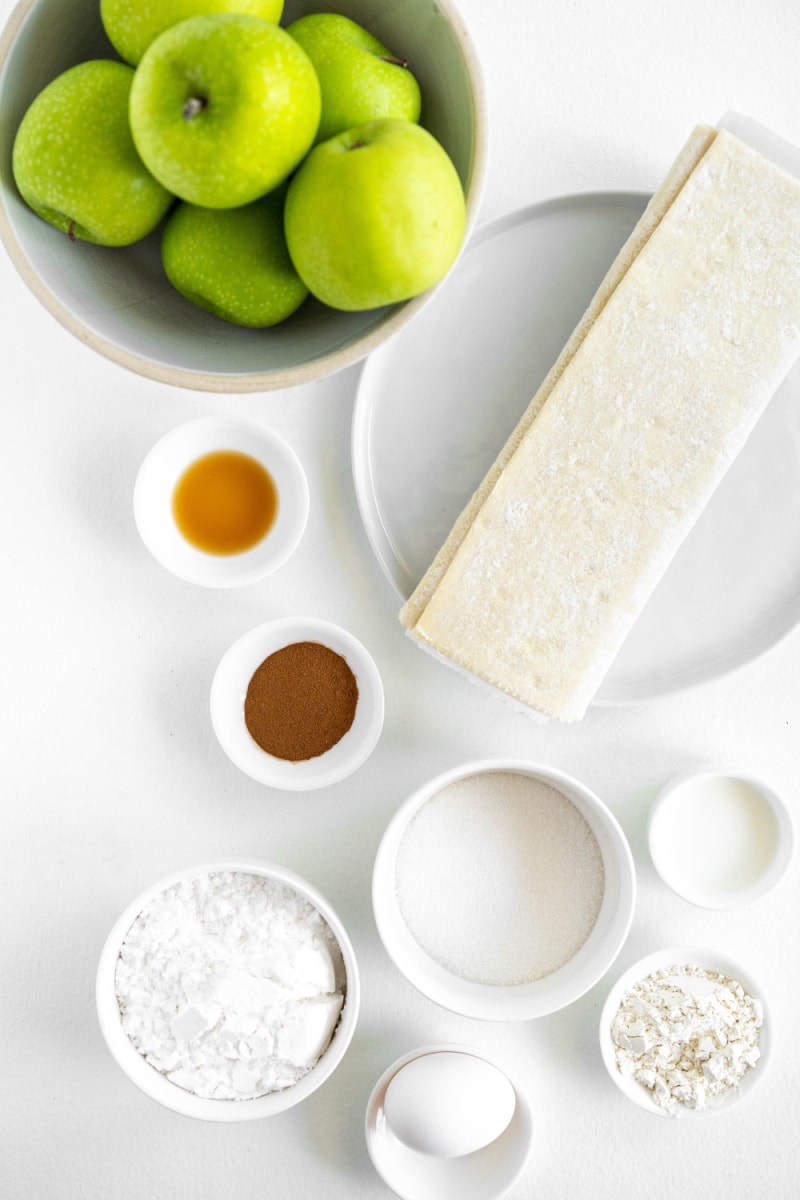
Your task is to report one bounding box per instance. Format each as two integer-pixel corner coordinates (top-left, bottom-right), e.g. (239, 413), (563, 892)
(161, 189), (308, 327)
(286, 12), (421, 145)
(129, 13), (321, 208)
(284, 118), (466, 311)
(12, 60), (173, 246)
(101, 0), (284, 67)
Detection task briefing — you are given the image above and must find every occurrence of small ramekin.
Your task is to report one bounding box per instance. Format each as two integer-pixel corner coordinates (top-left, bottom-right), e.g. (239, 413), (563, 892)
(96, 859), (360, 1120)
(647, 767), (794, 909)
(133, 416), (309, 587)
(210, 617), (384, 790)
(599, 946), (771, 1118)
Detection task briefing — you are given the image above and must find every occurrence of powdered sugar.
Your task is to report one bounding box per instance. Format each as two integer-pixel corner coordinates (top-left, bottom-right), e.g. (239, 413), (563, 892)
(114, 871), (346, 1101)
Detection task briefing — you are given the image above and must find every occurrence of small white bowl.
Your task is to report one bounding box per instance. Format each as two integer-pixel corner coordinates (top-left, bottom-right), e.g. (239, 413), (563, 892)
(372, 760), (636, 1020)
(96, 858), (360, 1121)
(599, 946), (771, 1119)
(133, 416), (309, 587)
(648, 767), (794, 909)
(365, 1044), (533, 1200)
(210, 617), (384, 790)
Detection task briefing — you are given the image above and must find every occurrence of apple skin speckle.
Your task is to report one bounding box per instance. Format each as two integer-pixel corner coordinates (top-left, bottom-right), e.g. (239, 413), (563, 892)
(161, 189), (308, 327)
(12, 60), (173, 246)
(128, 14), (321, 209)
(284, 118), (465, 311)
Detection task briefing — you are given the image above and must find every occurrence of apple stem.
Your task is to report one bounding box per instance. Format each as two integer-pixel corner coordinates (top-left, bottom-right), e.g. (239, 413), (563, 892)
(378, 54), (410, 69)
(68, 220), (76, 242)
(182, 96), (207, 121)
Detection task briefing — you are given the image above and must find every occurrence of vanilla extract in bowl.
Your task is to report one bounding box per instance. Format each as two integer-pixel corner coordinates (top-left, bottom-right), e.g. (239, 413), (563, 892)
(134, 416), (309, 587)
(172, 449), (278, 555)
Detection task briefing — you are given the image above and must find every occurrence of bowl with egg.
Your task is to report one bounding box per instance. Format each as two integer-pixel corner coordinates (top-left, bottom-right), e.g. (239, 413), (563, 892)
(372, 759), (636, 1020)
(365, 1043), (534, 1200)
(0, 0), (487, 391)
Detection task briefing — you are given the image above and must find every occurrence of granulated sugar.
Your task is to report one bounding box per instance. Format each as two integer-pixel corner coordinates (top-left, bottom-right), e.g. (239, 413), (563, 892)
(115, 871), (346, 1101)
(395, 771), (605, 985)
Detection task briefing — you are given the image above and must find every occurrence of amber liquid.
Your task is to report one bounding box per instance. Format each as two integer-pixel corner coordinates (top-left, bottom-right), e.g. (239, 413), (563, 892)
(172, 450), (278, 555)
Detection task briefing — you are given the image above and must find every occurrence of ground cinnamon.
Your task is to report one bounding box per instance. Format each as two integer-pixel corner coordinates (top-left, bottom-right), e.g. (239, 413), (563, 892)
(244, 641), (359, 762)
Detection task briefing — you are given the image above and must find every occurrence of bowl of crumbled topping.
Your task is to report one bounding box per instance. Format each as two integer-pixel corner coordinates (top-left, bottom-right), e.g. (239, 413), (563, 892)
(599, 946), (770, 1118)
(96, 860), (359, 1119)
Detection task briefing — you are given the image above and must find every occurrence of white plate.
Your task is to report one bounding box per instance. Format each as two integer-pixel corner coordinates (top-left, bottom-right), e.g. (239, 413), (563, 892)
(365, 1044), (533, 1200)
(352, 193), (800, 705)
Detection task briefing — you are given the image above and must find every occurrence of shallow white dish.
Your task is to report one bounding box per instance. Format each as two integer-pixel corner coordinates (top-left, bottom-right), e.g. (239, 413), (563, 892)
(372, 759), (635, 1020)
(647, 767), (794, 909)
(352, 193), (800, 705)
(96, 858), (360, 1121)
(599, 946), (771, 1119)
(210, 617), (384, 790)
(134, 416), (309, 587)
(365, 1044), (533, 1200)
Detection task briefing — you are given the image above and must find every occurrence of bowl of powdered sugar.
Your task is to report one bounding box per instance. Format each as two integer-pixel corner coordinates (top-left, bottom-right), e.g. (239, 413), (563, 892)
(372, 760), (636, 1020)
(96, 860), (359, 1119)
(599, 946), (771, 1118)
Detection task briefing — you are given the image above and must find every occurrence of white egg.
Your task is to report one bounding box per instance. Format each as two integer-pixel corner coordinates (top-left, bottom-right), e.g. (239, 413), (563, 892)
(383, 1051), (517, 1158)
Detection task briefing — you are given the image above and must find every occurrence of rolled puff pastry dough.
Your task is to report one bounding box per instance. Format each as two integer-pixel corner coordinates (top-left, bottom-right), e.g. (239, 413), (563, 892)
(400, 126), (800, 721)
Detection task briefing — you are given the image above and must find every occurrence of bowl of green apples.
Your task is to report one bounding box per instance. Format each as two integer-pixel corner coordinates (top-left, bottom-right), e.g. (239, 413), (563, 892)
(0, 0), (487, 391)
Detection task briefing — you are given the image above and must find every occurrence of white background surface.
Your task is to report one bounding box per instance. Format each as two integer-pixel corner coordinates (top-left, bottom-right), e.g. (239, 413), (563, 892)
(1, 0), (799, 1195)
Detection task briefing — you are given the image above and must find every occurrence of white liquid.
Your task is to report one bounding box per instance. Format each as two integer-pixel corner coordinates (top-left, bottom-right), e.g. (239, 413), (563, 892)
(651, 775), (780, 903)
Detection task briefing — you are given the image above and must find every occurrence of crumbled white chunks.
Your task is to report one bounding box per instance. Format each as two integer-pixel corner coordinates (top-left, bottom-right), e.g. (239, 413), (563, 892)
(275, 994), (344, 1069)
(610, 964), (763, 1115)
(115, 871), (346, 1101)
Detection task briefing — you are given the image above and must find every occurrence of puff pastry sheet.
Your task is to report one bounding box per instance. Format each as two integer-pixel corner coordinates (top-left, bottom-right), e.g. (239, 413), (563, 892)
(400, 126), (800, 721)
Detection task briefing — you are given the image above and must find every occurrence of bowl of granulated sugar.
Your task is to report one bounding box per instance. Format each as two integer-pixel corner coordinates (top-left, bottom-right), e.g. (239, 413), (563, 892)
(372, 760), (636, 1020)
(96, 859), (359, 1119)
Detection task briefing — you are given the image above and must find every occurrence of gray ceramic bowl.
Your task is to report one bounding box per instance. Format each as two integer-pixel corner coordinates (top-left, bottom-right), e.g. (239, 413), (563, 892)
(0, 0), (487, 391)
